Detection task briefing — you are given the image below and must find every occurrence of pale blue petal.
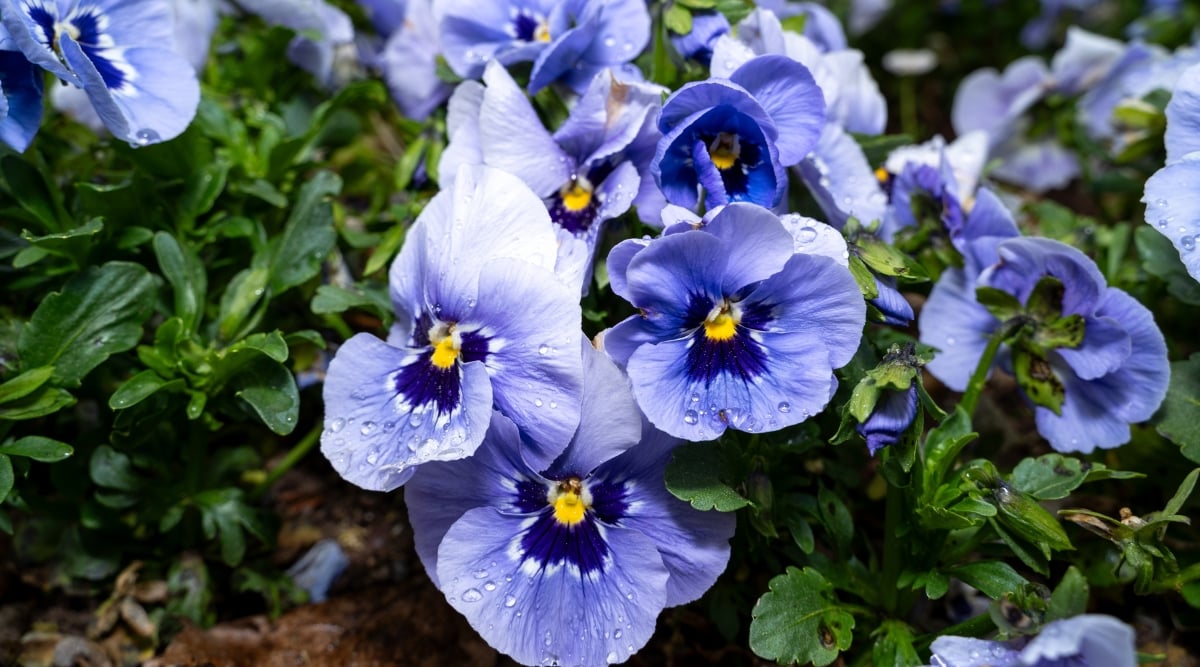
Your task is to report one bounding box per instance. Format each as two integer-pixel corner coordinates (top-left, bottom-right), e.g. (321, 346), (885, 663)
(1055, 315), (1130, 380)
(479, 61), (572, 196)
(0, 49), (43, 151)
(1019, 615), (1135, 667)
(729, 54), (825, 165)
(795, 123), (887, 228)
(1165, 62), (1200, 162)
(928, 636), (1020, 667)
(781, 214), (850, 264)
(0, 0), (79, 85)
(1049, 27), (1124, 96)
(436, 506), (669, 667)
(990, 138), (1080, 193)
(1143, 155), (1200, 283)
(700, 203), (795, 293)
(823, 49), (886, 135)
(751, 253), (864, 369)
(920, 268), (998, 392)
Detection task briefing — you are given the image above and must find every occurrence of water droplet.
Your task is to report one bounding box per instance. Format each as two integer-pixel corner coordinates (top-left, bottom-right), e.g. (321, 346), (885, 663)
(549, 401), (557, 409)
(603, 35), (615, 48)
(945, 336), (957, 345)
(504, 594), (517, 608)
(473, 568), (489, 579)
(360, 421), (377, 435)
(777, 402), (791, 413)
(1157, 218), (1168, 229)
(614, 629), (622, 639)
(1156, 198), (1168, 208)
(484, 581), (497, 591)
(797, 226), (818, 243)
(534, 398), (544, 407)
(461, 588), (483, 602)
(366, 452), (378, 464)
(134, 128), (161, 146)
(538, 344), (552, 355)
(606, 651), (619, 663)
(328, 418), (345, 433)
(1183, 235), (1197, 252)
(683, 410), (699, 425)
(690, 393), (700, 403)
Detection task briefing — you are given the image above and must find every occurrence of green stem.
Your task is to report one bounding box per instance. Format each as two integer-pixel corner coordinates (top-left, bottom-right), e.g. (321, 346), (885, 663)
(958, 329), (1006, 417)
(253, 423), (321, 497)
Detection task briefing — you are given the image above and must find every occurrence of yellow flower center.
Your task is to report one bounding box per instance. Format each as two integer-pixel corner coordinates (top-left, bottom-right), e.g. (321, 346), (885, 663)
(551, 479), (587, 525)
(534, 22), (552, 43)
(703, 302), (739, 341)
(874, 166), (891, 184)
(708, 132), (741, 170)
(560, 177), (593, 212)
(428, 324), (461, 370)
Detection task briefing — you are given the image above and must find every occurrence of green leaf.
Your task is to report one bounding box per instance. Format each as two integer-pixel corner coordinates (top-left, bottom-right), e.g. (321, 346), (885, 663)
(311, 283), (393, 324)
(89, 445), (144, 492)
(180, 159), (230, 218)
(267, 171), (341, 293)
(1156, 354), (1200, 463)
(664, 440), (749, 511)
(784, 513), (815, 554)
(847, 255), (880, 299)
(946, 561), (1029, 600)
(18, 261), (157, 386)
(0, 454), (11, 504)
(195, 488), (270, 566)
(364, 221), (407, 276)
(1046, 566), (1088, 622)
(749, 567), (855, 667)
(109, 370), (183, 410)
(1136, 226), (1200, 305)
(1162, 468), (1199, 519)
(1, 155), (64, 231)
(0, 385), (76, 420)
(871, 621), (919, 667)
(0, 436), (73, 462)
(233, 356), (300, 435)
(817, 484), (853, 555)
(1011, 454), (1086, 500)
(1012, 349), (1065, 415)
(19, 218), (104, 267)
(664, 3), (693, 34)
(856, 236), (928, 281)
(992, 482), (1073, 553)
(921, 407), (977, 500)
(154, 232), (207, 332)
(216, 266), (270, 341)
(0, 366), (55, 404)
(990, 518), (1049, 576)
(232, 331), (290, 364)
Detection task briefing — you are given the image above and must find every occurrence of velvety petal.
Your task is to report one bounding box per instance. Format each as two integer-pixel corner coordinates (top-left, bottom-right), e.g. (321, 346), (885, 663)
(729, 54), (826, 164)
(622, 231), (729, 329)
(1049, 27), (1124, 95)
(543, 340), (642, 479)
(920, 267), (999, 392)
(670, 9), (728, 64)
(437, 81), (485, 184)
(626, 330), (839, 440)
(1091, 287), (1169, 423)
(823, 49), (886, 135)
(708, 33), (756, 79)
(577, 0), (649, 69)
(437, 0), (553, 78)
(990, 137), (1081, 193)
(320, 334), (493, 491)
(870, 275), (914, 326)
(604, 236), (652, 305)
(479, 61), (572, 197)
(795, 123), (888, 229)
(1143, 155), (1200, 283)
(983, 238), (1104, 316)
(951, 56), (1049, 142)
(749, 253), (865, 369)
(591, 424), (734, 606)
(700, 204), (795, 292)
(1019, 615), (1135, 667)
(601, 316), (664, 368)
(405, 411), (535, 587)
(378, 0), (451, 121)
(657, 79), (772, 140)
(1055, 315), (1130, 380)
(1165, 62), (1200, 162)
(955, 187), (1020, 276)
(60, 36), (199, 145)
(0, 0), (78, 84)
(472, 258), (584, 470)
(171, 0), (219, 70)
(389, 164), (560, 318)
(436, 506), (669, 667)
(0, 49), (43, 152)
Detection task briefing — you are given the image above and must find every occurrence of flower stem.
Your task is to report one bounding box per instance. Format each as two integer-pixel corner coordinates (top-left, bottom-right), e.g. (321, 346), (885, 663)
(253, 423), (322, 497)
(958, 329), (1006, 417)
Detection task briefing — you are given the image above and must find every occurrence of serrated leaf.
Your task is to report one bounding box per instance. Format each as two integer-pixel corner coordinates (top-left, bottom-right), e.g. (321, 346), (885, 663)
(1011, 454), (1086, 500)
(233, 356), (300, 435)
(0, 436), (73, 462)
(749, 567), (855, 666)
(0, 366), (55, 404)
(267, 171), (341, 293)
(18, 261), (157, 386)
(946, 561), (1028, 600)
(664, 440), (749, 511)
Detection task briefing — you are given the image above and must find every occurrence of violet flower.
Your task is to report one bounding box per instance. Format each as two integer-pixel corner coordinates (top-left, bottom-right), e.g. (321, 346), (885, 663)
(1143, 61), (1200, 283)
(405, 342), (734, 667)
(927, 614), (1136, 667)
(320, 165), (584, 491)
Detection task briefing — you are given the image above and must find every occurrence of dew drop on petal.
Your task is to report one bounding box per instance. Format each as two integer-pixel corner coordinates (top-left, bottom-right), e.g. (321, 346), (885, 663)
(1183, 235), (1197, 252)
(473, 569), (489, 579)
(535, 398), (544, 407)
(606, 651), (619, 663)
(683, 410), (699, 425)
(797, 226), (818, 243)
(538, 344), (552, 355)
(778, 402), (791, 414)
(134, 128), (160, 146)
(360, 421), (377, 435)
(461, 588), (483, 602)
(504, 594), (517, 608)
(328, 418), (345, 433)
(484, 581), (497, 592)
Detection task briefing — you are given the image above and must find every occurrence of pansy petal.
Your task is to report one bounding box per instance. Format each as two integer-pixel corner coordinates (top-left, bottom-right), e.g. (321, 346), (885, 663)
(0, 50), (43, 152)
(729, 54), (826, 164)
(479, 62), (572, 197)
(870, 276), (914, 326)
(1165, 62), (1200, 162)
(544, 341), (642, 479)
(920, 268), (999, 392)
(750, 253), (865, 369)
(928, 636), (1021, 667)
(709, 33), (756, 79)
(592, 425), (734, 605)
(1143, 155), (1200, 282)
(623, 231), (729, 327)
(781, 214), (850, 265)
(578, 0), (649, 68)
(657, 79), (772, 138)
(437, 506), (669, 667)
(605, 237), (652, 305)
(527, 12), (596, 94)
(824, 49), (886, 135)
(0, 0), (78, 84)
(795, 123), (887, 229)
(702, 204), (795, 291)
(601, 317), (664, 369)
(320, 334), (493, 491)
(858, 386), (918, 455)
(405, 412), (536, 587)
(1055, 315), (1130, 380)
(1019, 615), (1135, 667)
(472, 258), (584, 469)
(1092, 288), (1169, 422)
(990, 138), (1081, 193)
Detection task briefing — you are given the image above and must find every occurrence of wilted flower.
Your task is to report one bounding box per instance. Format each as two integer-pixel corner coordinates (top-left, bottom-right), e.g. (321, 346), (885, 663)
(920, 236), (1169, 452)
(406, 343), (734, 667)
(320, 166), (584, 491)
(604, 203), (864, 440)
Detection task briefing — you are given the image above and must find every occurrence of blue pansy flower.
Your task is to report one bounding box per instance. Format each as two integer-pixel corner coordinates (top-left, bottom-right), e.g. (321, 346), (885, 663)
(0, 32), (44, 152)
(320, 165), (584, 491)
(653, 54), (825, 211)
(604, 203), (864, 440)
(439, 61), (659, 291)
(1143, 61), (1200, 282)
(669, 9), (728, 66)
(926, 614), (1136, 667)
(919, 235), (1168, 453)
(370, 0), (452, 121)
(405, 342), (734, 667)
(1, 0), (200, 146)
(859, 385), (917, 455)
(237, 0), (357, 88)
